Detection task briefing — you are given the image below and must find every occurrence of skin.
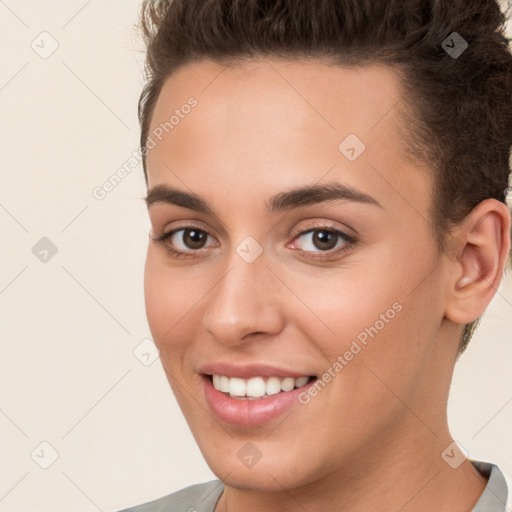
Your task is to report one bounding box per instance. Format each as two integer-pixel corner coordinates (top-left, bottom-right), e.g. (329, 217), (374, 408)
(143, 58), (510, 511)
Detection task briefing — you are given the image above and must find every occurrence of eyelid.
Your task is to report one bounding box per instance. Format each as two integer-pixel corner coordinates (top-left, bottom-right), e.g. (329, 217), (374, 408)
(289, 219), (355, 239)
(151, 219), (218, 240)
(148, 207), (228, 238)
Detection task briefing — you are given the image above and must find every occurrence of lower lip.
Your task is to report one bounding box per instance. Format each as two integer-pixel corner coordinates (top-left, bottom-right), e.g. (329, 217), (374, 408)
(201, 375), (313, 427)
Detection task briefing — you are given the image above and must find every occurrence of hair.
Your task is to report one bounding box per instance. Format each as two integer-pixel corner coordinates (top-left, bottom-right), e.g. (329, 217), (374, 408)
(137, 0), (512, 355)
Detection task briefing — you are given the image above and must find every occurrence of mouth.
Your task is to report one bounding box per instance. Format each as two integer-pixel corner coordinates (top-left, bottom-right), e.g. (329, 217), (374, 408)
(197, 362), (319, 426)
(200, 369), (318, 426)
(208, 374), (316, 400)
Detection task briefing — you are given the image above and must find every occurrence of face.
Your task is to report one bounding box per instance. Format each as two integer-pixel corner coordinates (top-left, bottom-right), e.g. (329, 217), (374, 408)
(144, 58), (455, 491)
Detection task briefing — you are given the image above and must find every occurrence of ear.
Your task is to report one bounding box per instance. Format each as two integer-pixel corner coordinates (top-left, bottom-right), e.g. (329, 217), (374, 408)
(445, 198), (511, 325)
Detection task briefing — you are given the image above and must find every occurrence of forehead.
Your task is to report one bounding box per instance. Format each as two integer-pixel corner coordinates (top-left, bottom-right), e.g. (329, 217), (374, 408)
(146, 57), (431, 220)
(148, 57), (407, 156)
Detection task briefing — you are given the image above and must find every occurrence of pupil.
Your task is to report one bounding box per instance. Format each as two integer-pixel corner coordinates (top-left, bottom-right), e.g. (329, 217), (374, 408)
(313, 230), (336, 250)
(185, 229), (206, 249)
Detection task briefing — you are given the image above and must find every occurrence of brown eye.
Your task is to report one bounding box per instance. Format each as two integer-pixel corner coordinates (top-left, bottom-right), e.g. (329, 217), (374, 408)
(181, 228), (208, 249)
(311, 230), (338, 251)
(153, 227), (216, 255)
(294, 228), (350, 253)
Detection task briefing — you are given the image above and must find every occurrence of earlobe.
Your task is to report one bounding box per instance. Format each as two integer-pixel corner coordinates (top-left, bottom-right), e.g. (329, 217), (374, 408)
(445, 199), (511, 325)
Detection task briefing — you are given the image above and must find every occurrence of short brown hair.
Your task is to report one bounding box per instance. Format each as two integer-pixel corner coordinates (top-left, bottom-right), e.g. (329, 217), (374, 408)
(137, 0), (512, 354)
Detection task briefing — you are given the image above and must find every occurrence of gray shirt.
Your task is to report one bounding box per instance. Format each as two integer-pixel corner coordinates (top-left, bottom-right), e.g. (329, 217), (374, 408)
(119, 460), (508, 512)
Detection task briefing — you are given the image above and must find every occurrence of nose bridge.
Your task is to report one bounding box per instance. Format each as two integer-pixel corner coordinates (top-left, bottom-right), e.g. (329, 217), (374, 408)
(202, 243), (285, 344)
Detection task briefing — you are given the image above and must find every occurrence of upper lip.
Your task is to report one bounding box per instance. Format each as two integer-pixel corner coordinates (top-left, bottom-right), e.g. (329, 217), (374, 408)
(198, 362), (315, 379)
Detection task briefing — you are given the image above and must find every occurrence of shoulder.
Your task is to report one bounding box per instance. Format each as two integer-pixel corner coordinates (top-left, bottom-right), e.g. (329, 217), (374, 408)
(470, 460), (509, 512)
(117, 480), (224, 512)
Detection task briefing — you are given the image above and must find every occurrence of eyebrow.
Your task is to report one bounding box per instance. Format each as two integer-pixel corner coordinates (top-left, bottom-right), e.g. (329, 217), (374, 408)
(144, 181), (383, 213)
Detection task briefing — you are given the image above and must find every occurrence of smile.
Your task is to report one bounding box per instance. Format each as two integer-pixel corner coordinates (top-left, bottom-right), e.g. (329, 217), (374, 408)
(210, 375), (312, 399)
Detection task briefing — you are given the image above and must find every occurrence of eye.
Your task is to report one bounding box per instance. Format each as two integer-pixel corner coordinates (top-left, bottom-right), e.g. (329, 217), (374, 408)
(152, 226), (217, 258)
(152, 223), (356, 260)
(290, 226), (355, 258)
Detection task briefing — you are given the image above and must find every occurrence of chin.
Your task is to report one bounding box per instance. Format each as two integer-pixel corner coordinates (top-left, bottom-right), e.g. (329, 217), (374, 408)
(198, 440), (323, 492)
(211, 461), (307, 491)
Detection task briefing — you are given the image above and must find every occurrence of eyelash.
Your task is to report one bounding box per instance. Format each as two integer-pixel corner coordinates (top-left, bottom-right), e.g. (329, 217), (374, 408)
(152, 224), (357, 261)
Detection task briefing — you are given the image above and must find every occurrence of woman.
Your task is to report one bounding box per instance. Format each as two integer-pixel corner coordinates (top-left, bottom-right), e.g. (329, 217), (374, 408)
(120, 0), (512, 510)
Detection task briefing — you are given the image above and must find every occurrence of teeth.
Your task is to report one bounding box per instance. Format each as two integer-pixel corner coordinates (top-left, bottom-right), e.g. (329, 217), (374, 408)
(280, 377), (295, 392)
(295, 376), (309, 388)
(219, 375), (230, 393)
(266, 376), (281, 396)
(246, 377), (266, 397)
(211, 375), (311, 398)
(228, 377), (246, 397)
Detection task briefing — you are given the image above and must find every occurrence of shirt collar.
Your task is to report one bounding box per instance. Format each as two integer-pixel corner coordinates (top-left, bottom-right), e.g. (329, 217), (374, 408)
(470, 460), (509, 512)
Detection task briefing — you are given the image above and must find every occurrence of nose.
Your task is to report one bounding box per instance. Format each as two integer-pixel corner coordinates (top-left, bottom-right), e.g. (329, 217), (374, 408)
(202, 250), (286, 346)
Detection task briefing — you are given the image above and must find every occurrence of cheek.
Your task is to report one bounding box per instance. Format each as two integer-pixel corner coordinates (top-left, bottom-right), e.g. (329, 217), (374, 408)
(280, 263), (405, 355)
(284, 248), (442, 391)
(143, 249), (189, 348)
(143, 248), (212, 361)
(144, 252), (171, 341)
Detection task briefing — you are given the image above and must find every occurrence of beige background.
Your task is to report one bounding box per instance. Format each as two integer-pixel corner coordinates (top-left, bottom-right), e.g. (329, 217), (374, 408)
(0, 1), (511, 510)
